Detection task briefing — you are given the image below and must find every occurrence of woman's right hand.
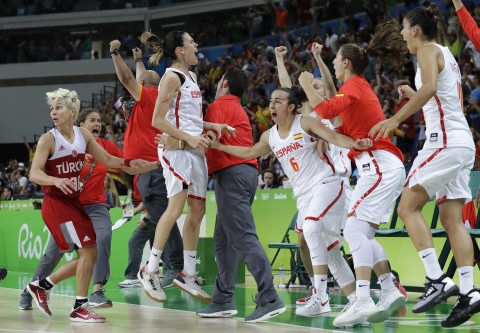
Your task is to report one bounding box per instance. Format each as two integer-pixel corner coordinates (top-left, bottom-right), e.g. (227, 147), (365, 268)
(53, 177), (77, 195)
(186, 135), (210, 151)
(275, 46), (288, 58)
(311, 42), (324, 57)
(398, 85), (415, 101)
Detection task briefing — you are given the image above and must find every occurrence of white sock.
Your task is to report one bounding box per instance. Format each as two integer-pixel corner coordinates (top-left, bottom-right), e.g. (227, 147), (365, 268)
(418, 248), (443, 280)
(314, 274), (328, 300)
(346, 292), (356, 302)
(458, 266), (474, 294)
(378, 273), (396, 293)
(147, 248), (163, 272)
(356, 280), (370, 298)
(184, 250), (197, 276)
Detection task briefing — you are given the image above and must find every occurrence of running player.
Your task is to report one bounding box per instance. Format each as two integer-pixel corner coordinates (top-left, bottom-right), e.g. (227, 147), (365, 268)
(27, 88), (148, 322)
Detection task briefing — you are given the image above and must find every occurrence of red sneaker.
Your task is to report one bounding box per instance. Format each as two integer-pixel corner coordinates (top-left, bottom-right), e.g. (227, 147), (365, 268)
(70, 303), (105, 323)
(27, 282), (51, 316)
(393, 275), (408, 301)
(296, 291), (313, 305)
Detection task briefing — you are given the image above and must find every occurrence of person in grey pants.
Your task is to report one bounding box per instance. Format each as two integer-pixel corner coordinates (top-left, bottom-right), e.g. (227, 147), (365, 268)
(121, 169), (183, 286)
(19, 203), (114, 309)
(160, 68), (285, 322)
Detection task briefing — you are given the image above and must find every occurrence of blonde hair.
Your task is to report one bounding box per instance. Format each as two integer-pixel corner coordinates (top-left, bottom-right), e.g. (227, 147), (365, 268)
(46, 88), (81, 116)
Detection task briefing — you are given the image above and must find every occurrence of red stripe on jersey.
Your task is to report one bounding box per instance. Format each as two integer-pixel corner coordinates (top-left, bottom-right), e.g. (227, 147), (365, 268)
(162, 155), (188, 184)
(406, 148), (442, 184)
(305, 180), (344, 221)
(436, 195), (447, 204)
(175, 91), (182, 128)
(324, 154), (336, 174)
(348, 152), (382, 217)
(327, 239), (340, 251)
(188, 194), (206, 201)
(433, 94), (447, 148)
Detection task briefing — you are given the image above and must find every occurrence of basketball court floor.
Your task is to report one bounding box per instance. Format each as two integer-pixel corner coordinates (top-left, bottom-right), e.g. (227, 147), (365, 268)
(1, 271), (479, 333)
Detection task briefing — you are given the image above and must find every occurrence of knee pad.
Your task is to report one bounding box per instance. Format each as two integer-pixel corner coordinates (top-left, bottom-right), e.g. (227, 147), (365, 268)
(328, 249), (355, 288)
(343, 217), (373, 268)
(370, 238), (387, 266)
(303, 220), (328, 265)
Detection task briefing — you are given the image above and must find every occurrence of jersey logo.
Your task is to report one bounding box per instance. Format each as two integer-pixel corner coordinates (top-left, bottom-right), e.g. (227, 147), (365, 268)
(293, 133), (303, 140)
(72, 150), (78, 157)
(186, 85), (191, 88)
(83, 236), (91, 242)
(59, 145), (65, 151)
(362, 163), (370, 172)
(429, 133), (438, 142)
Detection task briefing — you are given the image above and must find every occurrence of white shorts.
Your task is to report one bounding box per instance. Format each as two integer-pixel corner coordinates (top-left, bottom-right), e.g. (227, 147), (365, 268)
(296, 177), (346, 249)
(351, 151), (405, 224)
(158, 148), (208, 200)
(341, 176), (352, 231)
(407, 147), (474, 202)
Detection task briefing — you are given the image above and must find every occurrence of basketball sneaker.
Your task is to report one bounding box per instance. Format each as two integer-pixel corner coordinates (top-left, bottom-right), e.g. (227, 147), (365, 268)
(295, 288), (331, 317)
(245, 297), (286, 323)
(367, 288), (406, 323)
(333, 296), (378, 327)
(196, 301), (238, 318)
(173, 271), (211, 302)
(0, 267), (7, 281)
(137, 263), (166, 302)
(70, 303), (105, 323)
(412, 274), (459, 313)
(27, 282), (51, 316)
(19, 288), (33, 310)
(161, 268), (182, 289)
(296, 291), (313, 305)
(89, 289), (113, 308)
(441, 289), (480, 327)
(392, 272), (408, 301)
(118, 278), (140, 288)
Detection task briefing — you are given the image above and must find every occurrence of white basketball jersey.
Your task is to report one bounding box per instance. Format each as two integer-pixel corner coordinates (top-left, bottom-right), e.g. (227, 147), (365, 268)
(269, 114), (337, 198)
(309, 112), (352, 178)
(415, 44), (474, 150)
(44, 126), (86, 198)
(161, 68), (203, 136)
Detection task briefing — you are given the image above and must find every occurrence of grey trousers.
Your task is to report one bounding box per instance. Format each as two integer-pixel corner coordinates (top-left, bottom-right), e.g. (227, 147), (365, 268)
(124, 168), (183, 279)
(212, 164), (278, 306)
(30, 203), (112, 286)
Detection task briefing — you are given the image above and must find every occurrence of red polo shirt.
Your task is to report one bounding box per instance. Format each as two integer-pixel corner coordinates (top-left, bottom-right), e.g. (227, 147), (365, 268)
(204, 95), (258, 175)
(123, 85), (161, 162)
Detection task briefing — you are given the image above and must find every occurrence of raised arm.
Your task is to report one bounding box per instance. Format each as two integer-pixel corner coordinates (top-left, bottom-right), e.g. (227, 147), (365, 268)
(298, 71), (325, 109)
(110, 40), (141, 100)
(454, 0), (480, 50)
(211, 129), (271, 159)
(311, 43), (336, 98)
(275, 46), (293, 88)
(132, 47), (147, 81)
(301, 116), (371, 150)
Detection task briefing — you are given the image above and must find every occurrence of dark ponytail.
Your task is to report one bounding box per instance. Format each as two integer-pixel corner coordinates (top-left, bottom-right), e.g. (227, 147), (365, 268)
(139, 30), (186, 65)
(276, 86), (307, 113)
(404, 3), (439, 40)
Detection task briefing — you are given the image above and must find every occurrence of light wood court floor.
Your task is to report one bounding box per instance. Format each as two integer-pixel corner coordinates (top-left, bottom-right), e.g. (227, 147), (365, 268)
(2, 271), (480, 333)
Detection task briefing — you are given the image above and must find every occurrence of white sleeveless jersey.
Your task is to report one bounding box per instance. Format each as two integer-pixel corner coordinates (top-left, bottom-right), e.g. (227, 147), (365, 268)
(269, 114), (337, 198)
(415, 44), (474, 150)
(161, 68), (203, 136)
(309, 112), (352, 178)
(43, 126), (86, 198)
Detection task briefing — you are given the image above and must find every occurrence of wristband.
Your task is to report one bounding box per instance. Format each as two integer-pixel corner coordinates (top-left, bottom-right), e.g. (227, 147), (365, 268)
(178, 140), (184, 149)
(124, 158), (132, 167)
(135, 58), (143, 63)
(110, 49), (120, 56)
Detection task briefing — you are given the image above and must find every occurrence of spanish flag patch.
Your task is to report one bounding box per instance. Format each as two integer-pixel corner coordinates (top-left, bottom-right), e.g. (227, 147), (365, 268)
(335, 93), (344, 97)
(293, 133), (303, 140)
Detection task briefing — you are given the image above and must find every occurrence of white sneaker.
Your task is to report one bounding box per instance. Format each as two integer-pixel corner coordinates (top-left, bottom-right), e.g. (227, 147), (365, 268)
(295, 288), (330, 317)
(333, 296), (378, 327)
(173, 271), (212, 302)
(118, 279), (141, 288)
(367, 288), (406, 323)
(137, 263), (166, 302)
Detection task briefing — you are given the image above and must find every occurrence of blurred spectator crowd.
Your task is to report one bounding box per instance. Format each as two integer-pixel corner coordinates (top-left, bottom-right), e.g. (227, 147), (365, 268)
(3, 0), (480, 201)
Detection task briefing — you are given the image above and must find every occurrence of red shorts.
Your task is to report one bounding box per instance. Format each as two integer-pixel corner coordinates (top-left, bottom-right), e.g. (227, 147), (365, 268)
(41, 194), (96, 253)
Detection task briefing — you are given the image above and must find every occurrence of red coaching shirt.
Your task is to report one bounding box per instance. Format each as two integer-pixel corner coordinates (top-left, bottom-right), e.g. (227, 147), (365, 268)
(314, 75), (403, 162)
(123, 85), (161, 162)
(204, 95), (258, 175)
(457, 6), (480, 51)
(79, 138), (123, 205)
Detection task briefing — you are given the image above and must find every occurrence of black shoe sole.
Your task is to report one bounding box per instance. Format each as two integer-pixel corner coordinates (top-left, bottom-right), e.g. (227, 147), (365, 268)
(413, 285), (459, 313)
(441, 300), (480, 327)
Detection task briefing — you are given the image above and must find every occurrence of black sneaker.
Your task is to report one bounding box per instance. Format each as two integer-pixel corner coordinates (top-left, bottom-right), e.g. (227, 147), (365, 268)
(19, 288), (33, 310)
(0, 267), (7, 281)
(441, 289), (480, 327)
(412, 274), (459, 313)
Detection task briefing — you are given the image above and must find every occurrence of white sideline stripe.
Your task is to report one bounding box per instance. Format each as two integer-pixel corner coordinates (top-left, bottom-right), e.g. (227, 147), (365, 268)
(65, 221), (82, 248)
